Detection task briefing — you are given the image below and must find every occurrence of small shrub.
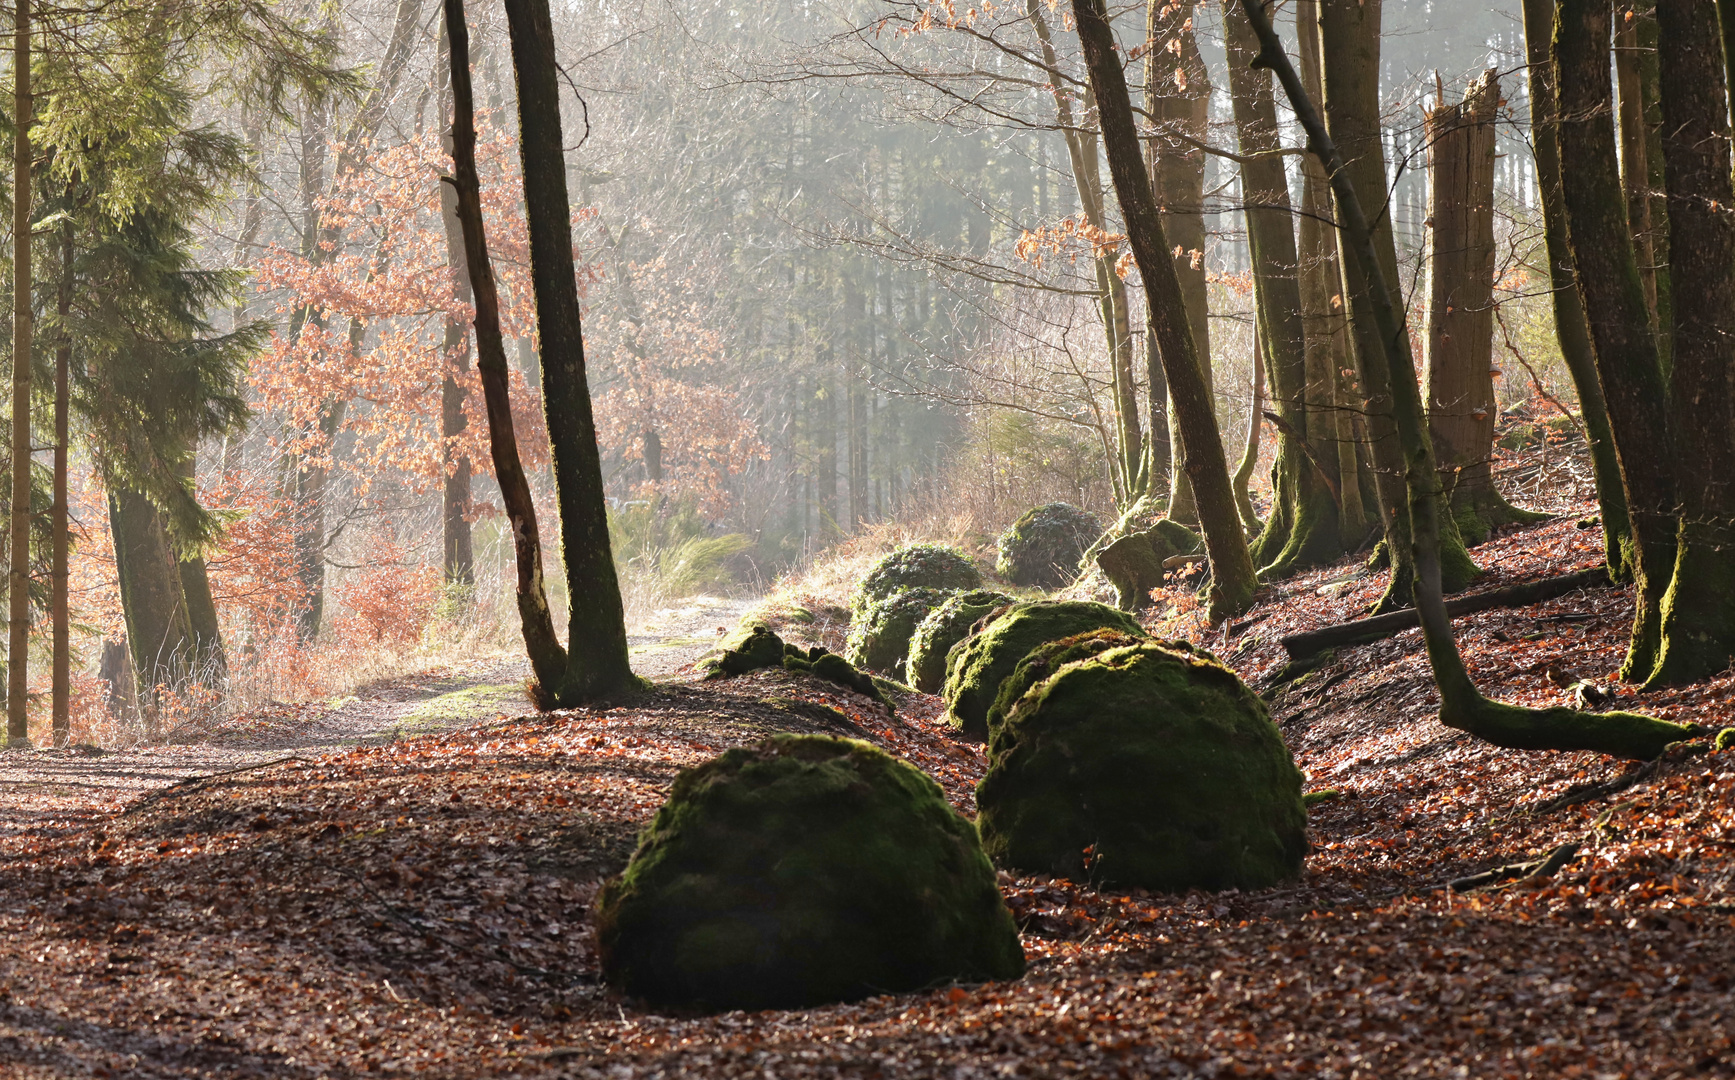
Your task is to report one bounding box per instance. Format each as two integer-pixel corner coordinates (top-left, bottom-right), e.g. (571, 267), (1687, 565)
(995, 503), (1104, 589)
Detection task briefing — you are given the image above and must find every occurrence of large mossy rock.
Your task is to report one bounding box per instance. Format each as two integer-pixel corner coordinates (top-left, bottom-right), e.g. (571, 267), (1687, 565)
(976, 642), (1307, 892)
(941, 600), (1144, 741)
(850, 544), (982, 616)
(905, 589), (1015, 693)
(595, 734), (1026, 1012)
(995, 503), (1104, 589)
(845, 587), (953, 674)
(984, 628), (1149, 734)
(1095, 519), (1204, 611)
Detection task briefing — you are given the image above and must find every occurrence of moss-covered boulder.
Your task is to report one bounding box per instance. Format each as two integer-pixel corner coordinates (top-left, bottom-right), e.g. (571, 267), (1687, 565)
(984, 628), (1149, 734)
(1095, 519), (1204, 611)
(595, 734), (1026, 1012)
(976, 641), (1307, 892)
(995, 503), (1104, 589)
(701, 622), (890, 708)
(941, 600), (1144, 741)
(844, 586), (953, 674)
(905, 589), (1016, 693)
(850, 544), (982, 616)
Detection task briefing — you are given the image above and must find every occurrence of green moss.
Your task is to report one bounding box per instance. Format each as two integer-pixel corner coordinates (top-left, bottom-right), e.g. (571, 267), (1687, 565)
(845, 587), (953, 674)
(850, 544), (983, 616)
(1093, 519), (1203, 610)
(595, 734), (1026, 1012)
(985, 628), (1150, 735)
(700, 623), (786, 678)
(905, 589), (1015, 693)
(995, 503), (1105, 589)
(976, 642), (1307, 892)
(1716, 728), (1735, 752)
(941, 600), (1144, 741)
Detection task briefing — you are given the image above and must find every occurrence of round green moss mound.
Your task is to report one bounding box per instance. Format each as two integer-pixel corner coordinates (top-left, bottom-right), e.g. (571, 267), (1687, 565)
(995, 503), (1104, 589)
(850, 544), (983, 616)
(905, 589), (1016, 694)
(844, 587), (953, 674)
(941, 600), (1144, 741)
(595, 734), (1026, 1012)
(976, 642), (1307, 892)
(985, 628), (1150, 734)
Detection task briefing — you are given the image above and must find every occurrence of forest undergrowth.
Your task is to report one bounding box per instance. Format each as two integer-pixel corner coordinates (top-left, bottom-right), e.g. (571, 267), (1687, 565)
(4, 478), (1735, 1075)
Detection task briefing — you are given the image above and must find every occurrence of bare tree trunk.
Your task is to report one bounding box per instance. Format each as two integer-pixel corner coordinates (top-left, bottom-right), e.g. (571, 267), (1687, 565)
(1554, 0), (1678, 682)
(438, 23), (475, 589)
(1073, 0), (1255, 621)
(1520, 0), (1632, 578)
(500, 0), (637, 701)
(1232, 319), (1263, 532)
(109, 489), (195, 732)
(8, 0), (29, 747)
(1614, 4), (1659, 331)
(442, 0), (568, 687)
(1648, 0), (1735, 685)
(1423, 70), (1541, 545)
(51, 220), (69, 745)
(1146, 0), (1212, 525)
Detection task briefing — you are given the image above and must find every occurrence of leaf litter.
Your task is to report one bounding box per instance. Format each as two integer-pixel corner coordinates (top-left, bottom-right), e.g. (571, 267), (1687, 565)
(3, 514), (1734, 1077)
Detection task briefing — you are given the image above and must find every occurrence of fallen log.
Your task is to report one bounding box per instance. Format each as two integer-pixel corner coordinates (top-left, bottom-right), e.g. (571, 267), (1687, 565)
(1280, 566), (1611, 662)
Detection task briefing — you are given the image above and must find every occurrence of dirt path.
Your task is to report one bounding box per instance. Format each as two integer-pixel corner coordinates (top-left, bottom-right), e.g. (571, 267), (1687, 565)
(0, 593), (755, 841)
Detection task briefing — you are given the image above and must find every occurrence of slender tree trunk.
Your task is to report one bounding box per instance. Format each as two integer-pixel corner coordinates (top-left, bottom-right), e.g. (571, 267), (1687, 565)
(1242, 0), (1693, 761)
(1319, 0), (1476, 611)
(1232, 319), (1264, 532)
(442, 0), (567, 688)
(1614, 5), (1659, 331)
(1520, 0), (1632, 578)
(1554, 0), (1678, 682)
(1423, 70), (1541, 545)
(8, 0), (29, 746)
(1073, 0), (1255, 621)
(1147, 0), (1212, 524)
(1224, 0), (1340, 575)
(501, 0), (637, 701)
(438, 29), (475, 589)
(1296, 0), (1367, 544)
(51, 220), (68, 745)
(1648, 0), (1735, 685)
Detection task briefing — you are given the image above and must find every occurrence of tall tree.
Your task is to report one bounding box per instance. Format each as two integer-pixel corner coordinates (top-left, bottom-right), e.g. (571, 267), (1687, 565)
(1518, 0), (1630, 577)
(1318, 0), (1477, 612)
(1553, 0), (1677, 681)
(1072, 0), (1255, 621)
(7, 0), (29, 747)
(1422, 70), (1544, 546)
(1242, 0), (1692, 761)
(1647, 0), (1735, 684)
(445, 0), (638, 704)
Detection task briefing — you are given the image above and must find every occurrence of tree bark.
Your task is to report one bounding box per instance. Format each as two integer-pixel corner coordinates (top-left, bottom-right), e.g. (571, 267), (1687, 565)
(51, 218), (69, 745)
(1146, 0), (1212, 523)
(8, 0), (28, 747)
(500, 0), (638, 700)
(442, 0), (568, 688)
(109, 488), (195, 733)
(1519, 0), (1632, 578)
(1648, 0), (1735, 685)
(1242, 0), (1693, 761)
(1554, 0), (1678, 682)
(1614, 4), (1659, 333)
(438, 27), (475, 590)
(1232, 318), (1263, 532)
(1423, 70), (1542, 545)
(1223, 0), (1341, 575)
(1073, 0), (1256, 621)
(1319, 0), (1478, 612)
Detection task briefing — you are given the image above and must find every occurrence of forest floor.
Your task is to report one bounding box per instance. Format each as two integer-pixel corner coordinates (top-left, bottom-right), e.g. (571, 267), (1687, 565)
(3, 520), (1735, 1078)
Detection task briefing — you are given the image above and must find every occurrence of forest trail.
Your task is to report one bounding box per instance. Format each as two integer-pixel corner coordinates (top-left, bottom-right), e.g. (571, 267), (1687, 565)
(0, 593), (755, 844)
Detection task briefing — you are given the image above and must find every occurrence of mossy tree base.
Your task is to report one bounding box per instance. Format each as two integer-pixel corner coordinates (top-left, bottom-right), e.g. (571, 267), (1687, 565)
(1647, 522), (1735, 687)
(596, 735), (1025, 1012)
